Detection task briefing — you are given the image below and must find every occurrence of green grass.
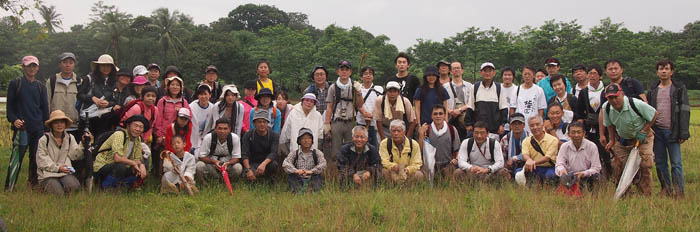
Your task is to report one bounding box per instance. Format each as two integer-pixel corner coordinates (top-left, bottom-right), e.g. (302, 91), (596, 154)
(1, 111), (700, 231)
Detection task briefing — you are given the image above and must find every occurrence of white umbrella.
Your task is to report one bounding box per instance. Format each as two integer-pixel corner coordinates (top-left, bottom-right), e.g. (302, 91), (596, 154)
(614, 142), (641, 201)
(422, 138), (436, 185)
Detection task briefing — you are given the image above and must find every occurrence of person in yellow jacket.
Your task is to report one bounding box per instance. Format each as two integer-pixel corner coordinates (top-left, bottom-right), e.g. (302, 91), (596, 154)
(379, 119), (424, 183)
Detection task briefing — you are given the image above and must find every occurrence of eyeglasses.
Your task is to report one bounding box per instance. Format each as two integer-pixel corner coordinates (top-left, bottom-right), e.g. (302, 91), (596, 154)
(432, 112), (445, 115)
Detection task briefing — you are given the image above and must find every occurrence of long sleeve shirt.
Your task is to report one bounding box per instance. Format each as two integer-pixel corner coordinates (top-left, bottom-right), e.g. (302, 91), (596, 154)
(36, 132), (85, 180)
(241, 130), (279, 164)
(555, 139), (601, 177)
(163, 152), (196, 180)
(337, 143), (381, 175)
(6, 76), (50, 132)
(457, 138), (504, 172)
(282, 149), (327, 174)
(379, 137), (422, 174)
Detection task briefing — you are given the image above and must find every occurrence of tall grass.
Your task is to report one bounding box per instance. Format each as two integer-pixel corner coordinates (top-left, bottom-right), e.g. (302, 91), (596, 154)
(0, 111), (699, 231)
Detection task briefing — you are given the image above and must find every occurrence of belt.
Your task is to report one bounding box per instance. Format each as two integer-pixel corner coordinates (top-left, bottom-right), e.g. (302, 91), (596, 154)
(333, 119), (352, 122)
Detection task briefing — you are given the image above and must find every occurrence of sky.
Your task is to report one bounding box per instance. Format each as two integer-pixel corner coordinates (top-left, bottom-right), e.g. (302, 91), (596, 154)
(5, 0), (700, 50)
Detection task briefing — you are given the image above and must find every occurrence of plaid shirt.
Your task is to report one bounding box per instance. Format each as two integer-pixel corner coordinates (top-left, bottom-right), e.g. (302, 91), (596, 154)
(305, 83), (329, 115)
(282, 149), (327, 175)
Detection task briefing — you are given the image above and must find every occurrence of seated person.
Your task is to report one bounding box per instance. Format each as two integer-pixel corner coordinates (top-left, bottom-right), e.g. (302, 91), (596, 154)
(282, 128), (327, 193)
(93, 115), (149, 189)
(517, 115), (560, 184)
(454, 121), (507, 181)
(241, 109), (279, 182)
(338, 126), (381, 188)
(418, 104), (460, 182)
(195, 118), (243, 181)
(544, 103), (570, 144)
(500, 113), (529, 178)
(37, 110), (92, 195)
(379, 120), (424, 183)
(161, 135), (198, 194)
(555, 121), (601, 191)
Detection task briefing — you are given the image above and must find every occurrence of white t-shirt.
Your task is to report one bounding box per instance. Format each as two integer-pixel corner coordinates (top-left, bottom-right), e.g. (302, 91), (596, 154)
(510, 85), (547, 132)
(501, 84), (518, 131)
(189, 100), (215, 149)
(356, 84), (383, 127)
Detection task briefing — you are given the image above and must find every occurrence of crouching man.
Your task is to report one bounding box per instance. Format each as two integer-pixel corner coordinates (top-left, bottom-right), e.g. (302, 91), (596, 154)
(379, 120), (424, 183)
(454, 121), (507, 181)
(555, 122), (602, 191)
(282, 128), (327, 193)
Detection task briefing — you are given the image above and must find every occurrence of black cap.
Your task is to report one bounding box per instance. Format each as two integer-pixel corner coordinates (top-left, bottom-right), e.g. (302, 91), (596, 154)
(338, 60), (352, 69)
(124, 114), (150, 132)
(423, 66), (439, 77)
(255, 88), (274, 100)
(147, 63), (160, 70)
(572, 64), (587, 72)
(436, 60), (450, 67)
(116, 70), (133, 78)
(58, 52), (76, 61)
(604, 83), (623, 98)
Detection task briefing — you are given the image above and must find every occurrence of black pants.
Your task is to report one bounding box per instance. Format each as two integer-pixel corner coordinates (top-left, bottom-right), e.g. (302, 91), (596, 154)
(5, 129), (43, 187)
(96, 163), (135, 179)
(587, 132), (611, 177)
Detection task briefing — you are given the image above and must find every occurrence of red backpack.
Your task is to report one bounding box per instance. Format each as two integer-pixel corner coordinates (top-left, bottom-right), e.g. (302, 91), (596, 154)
(117, 99), (155, 128)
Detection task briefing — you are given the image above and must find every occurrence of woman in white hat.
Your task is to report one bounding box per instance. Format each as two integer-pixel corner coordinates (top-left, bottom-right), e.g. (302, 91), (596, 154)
(36, 110), (92, 195)
(78, 54), (118, 136)
(210, 84), (245, 137)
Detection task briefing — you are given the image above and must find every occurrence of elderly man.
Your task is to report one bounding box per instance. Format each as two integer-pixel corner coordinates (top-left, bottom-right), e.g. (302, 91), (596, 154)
(501, 113), (529, 178)
(338, 126), (381, 187)
(241, 109), (279, 182)
(602, 83), (657, 196)
(517, 115), (560, 183)
(453, 121), (507, 181)
(555, 121), (602, 191)
(379, 120), (423, 183)
(195, 118), (243, 182)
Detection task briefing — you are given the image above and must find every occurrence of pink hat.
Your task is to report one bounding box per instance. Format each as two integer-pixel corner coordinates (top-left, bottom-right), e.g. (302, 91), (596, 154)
(133, 75), (147, 85)
(22, 56), (39, 66)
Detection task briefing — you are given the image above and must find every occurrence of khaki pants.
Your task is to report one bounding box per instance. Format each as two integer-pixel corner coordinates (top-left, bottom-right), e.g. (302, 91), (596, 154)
(611, 133), (654, 195)
(40, 175), (80, 196)
(330, 120), (353, 167)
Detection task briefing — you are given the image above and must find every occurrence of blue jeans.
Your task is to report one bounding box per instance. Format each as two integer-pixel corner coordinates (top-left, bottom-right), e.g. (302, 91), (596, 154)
(516, 166), (557, 182)
(653, 127), (684, 193)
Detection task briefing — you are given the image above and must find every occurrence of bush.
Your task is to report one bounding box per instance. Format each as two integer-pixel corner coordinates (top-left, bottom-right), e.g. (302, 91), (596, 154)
(0, 64), (22, 94)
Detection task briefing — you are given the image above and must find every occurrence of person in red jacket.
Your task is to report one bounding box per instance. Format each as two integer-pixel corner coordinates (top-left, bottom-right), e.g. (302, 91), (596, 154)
(165, 108), (197, 154)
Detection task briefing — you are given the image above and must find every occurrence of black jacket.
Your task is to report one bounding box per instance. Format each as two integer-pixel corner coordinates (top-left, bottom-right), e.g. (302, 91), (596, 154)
(337, 143), (381, 176)
(647, 80), (691, 142)
(547, 93), (584, 121)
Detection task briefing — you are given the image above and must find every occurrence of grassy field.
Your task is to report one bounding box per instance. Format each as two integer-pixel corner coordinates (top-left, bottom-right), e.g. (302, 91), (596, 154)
(0, 111), (699, 231)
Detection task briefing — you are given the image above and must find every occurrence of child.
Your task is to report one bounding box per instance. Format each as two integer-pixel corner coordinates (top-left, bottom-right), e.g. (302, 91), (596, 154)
(166, 108), (196, 154)
(161, 135), (198, 194)
(282, 128), (327, 193)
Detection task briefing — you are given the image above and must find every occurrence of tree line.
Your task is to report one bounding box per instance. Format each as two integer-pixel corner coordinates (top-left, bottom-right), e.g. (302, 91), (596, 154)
(1, 2), (699, 95)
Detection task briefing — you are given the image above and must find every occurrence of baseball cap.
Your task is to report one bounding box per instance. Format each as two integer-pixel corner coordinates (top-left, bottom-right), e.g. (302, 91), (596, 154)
(177, 108), (191, 120)
(480, 62), (495, 70)
(436, 60), (450, 67)
(132, 65), (148, 76)
(253, 109), (270, 123)
(22, 56), (39, 66)
(205, 65), (218, 73)
(146, 63), (160, 70)
(605, 83), (623, 98)
(510, 113), (526, 124)
(545, 57), (560, 66)
(386, 81), (401, 91)
(58, 52), (76, 61)
(338, 60), (352, 69)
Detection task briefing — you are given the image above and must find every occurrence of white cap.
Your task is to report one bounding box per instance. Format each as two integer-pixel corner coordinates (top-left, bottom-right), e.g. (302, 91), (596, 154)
(220, 84), (240, 100)
(132, 65), (148, 76)
(386, 81), (401, 90)
(480, 62), (495, 70)
(177, 108), (191, 120)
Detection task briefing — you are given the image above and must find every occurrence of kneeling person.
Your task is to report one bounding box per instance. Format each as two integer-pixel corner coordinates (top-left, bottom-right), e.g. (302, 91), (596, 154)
(338, 126), (381, 187)
(242, 109), (280, 182)
(161, 135), (198, 194)
(195, 118), (243, 182)
(93, 115), (149, 189)
(379, 120), (424, 183)
(555, 122), (601, 191)
(283, 128), (327, 193)
(517, 116), (559, 183)
(454, 121), (507, 181)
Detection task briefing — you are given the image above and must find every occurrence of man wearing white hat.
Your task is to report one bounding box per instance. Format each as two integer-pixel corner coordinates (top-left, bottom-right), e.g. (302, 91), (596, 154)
(373, 81), (417, 142)
(465, 62), (509, 137)
(6, 55), (50, 188)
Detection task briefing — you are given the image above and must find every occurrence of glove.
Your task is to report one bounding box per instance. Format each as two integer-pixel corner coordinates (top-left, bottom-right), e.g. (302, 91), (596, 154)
(635, 132), (647, 143)
(324, 124), (331, 135)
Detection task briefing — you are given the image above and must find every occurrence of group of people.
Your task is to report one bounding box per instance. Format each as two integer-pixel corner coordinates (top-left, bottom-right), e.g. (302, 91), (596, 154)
(5, 52), (690, 197)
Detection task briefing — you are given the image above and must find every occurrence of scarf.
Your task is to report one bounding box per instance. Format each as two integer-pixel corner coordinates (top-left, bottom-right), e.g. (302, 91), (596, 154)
(335, 78), (351, 89)
(383, 96), (405, 120)
(431, 121), (448, 137)
(508, 130), (529, 158)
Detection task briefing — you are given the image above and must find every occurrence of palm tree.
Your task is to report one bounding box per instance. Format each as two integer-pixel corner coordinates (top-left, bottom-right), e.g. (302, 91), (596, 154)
(92, 10), (131, 66)
(148, 8), (185, 58)
(38, 5), (62, 33)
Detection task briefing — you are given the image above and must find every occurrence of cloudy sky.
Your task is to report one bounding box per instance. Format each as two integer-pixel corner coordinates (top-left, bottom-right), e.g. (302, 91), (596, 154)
(6, 0), (700, 50)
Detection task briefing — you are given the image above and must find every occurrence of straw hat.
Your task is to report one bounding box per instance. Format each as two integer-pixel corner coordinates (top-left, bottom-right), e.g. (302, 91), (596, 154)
(45, 110), (73, 127)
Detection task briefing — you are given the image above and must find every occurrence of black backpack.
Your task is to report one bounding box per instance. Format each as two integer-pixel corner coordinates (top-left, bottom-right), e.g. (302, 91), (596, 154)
(387, 138), (414, 162)
(208, 133), (234, 157)
(331, 82), (357, 120)
(426, 124), (457, 153)
(48, 74), (82, 102)
(473, 81), (501, 102)
(91, 130), (127, 158)
(380, 96), (409, 127)
(293, 149), (319, 167)
(464, 137), (496, 163)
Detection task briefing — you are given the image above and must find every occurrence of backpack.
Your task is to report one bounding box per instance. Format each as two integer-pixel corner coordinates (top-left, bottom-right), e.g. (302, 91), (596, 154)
(380, 96), (409, 127)
(464, 138), (496, 163)
(425, 124), (457, 153)
(473, 81), (501, 102)
(254, 104), (277, 120)
(13, 76), (44, 100)
(91, 130), (128, 158)
(117, 99), (155, 128)
(208, 132), (234, 157)
(387, 138), (414, 162)
(293, 149), (319, 167)
(332, 82), (357, 120)
(256, 79), (276, 95)
(604, 96), (642, 119)
(48, 74), (82, 102)
(43, 133), (72, 148)
(362, 84), (383, 103)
